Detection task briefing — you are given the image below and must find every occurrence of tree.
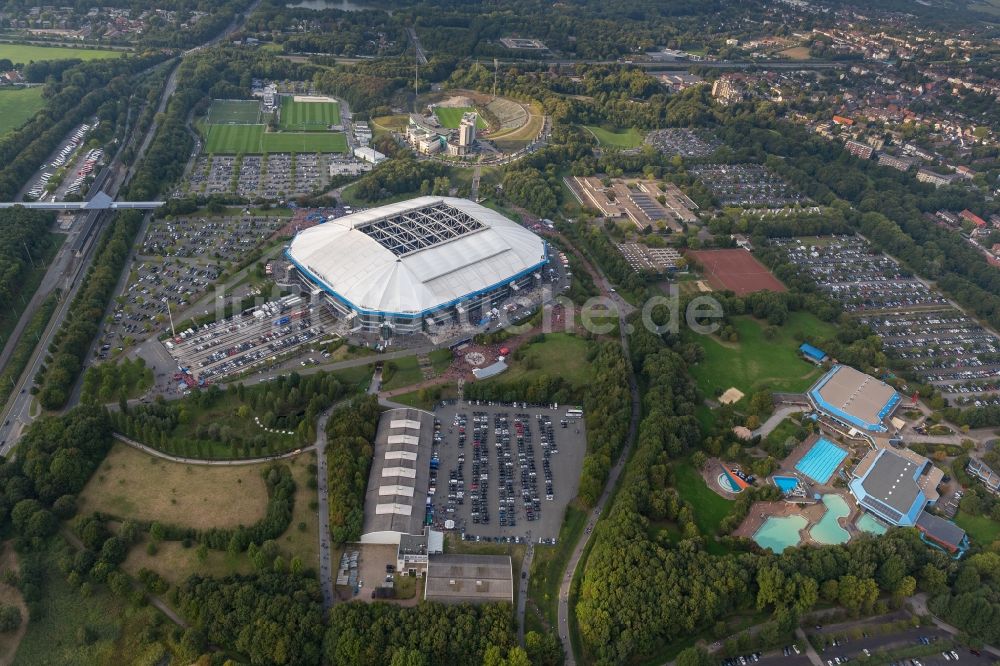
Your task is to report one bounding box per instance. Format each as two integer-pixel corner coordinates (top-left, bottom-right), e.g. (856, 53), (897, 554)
(677, 647), (712, 666)
(0, 606), (20, 632)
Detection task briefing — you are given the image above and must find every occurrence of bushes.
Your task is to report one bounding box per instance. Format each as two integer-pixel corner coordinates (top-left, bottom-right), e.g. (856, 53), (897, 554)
(326, 395), (380, 544)
(35, 211), (143, 410)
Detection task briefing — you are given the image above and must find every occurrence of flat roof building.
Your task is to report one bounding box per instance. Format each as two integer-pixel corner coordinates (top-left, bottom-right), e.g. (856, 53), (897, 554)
(799, 343), (828, 364)
(849, 448), (927, 526)
(968, 458), (1000, 494)
(360, 407), (435, 544)
(808, 365), (900, 434)
(424, 554), (513, 604)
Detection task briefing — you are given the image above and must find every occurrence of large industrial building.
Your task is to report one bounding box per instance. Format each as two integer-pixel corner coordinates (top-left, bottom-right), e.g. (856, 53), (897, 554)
(360, 407), (435, 545)
(424, 554), (514, 604)
(286, 197), (548, 335)
(807, 365), (901, 435)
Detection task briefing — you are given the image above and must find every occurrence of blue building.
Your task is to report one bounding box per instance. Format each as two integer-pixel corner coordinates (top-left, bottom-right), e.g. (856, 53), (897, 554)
(807, 365), (900, 434)
(849, 447), (968, 556)
(799, 343), (828, 364)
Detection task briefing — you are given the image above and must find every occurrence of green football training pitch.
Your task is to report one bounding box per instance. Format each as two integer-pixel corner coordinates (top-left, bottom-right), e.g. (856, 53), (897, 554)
(206, 99), (262, 125)
(204, 124), (347, 154)
(280, 97), (341, 130)
(433, 106), (487, 129)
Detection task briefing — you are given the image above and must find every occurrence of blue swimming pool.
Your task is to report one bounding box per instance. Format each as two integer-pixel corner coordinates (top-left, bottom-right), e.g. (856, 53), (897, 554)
(773, 475), (800, 494)
(754, 515), (807, 553)
(795, 437), (849, 484)
(810, 495), (850, 545)
(856, 512), (888, 535)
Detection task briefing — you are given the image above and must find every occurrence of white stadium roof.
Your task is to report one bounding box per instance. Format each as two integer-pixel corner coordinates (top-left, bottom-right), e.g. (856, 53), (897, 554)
(286, 197), (547, 318)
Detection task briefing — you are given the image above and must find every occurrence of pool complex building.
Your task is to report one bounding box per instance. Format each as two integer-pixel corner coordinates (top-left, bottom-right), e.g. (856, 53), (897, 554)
(848, 447), (968, 556)
(807, 365), (900, 435)
(795, 437), (849, 484)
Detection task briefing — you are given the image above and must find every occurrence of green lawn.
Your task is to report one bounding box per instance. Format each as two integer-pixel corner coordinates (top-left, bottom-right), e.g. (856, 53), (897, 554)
(280, 97), (340, 130)
(689, 312), (833, 401)
(429, 348), (453, 374)
(0, 44), (123, 63)
(433, 106), (486, 129)
(583, 125), (644, 148)
(204, 123), (347, 153)
(529, 504), (587, 625)
(673, 461), (734, 537)
(383, 356), (425, 391)
(0, 87), (45, 135)
(955, 511), (1000, 545)
(764, 417), (804, 452)
(490, 333), (594, 394)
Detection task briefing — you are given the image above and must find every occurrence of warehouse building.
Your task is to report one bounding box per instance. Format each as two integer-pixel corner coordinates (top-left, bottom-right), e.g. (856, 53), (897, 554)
(286, 197), (548, 335)
(424, 554), (514, 604)
(360, 407), (435, 545)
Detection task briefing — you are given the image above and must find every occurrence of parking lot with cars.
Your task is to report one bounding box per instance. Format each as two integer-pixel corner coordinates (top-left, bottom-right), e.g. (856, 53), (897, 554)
(773, 235), (1000, 398)
(164, 294), (339, 384)
(184, 152), (334, 199)
(645, 128), (721, 157)
(429, 403), (587, 543)
(25, 120), (98, 201)
(691, 164), (807, 207)
(142, 214), (285, 263)
(809, 625), (993, 666)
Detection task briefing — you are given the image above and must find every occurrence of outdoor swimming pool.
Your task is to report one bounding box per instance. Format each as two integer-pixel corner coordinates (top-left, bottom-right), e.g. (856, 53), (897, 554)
(856, 512), (888, 535)
(810, 495), (850, 545)
(795, 437), (849, 484)
(773, 475), (800, 494)
(753, 514), (807, 553)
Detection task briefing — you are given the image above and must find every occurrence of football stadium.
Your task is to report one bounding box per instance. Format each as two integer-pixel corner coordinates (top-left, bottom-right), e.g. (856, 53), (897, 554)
(286, 197), (549, 334)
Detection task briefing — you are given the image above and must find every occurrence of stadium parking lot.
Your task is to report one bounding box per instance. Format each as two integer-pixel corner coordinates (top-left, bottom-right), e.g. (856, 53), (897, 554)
(100, 259), (221, 354)
(811, 626), (993, 666)
(164, 295), (339, 383)
(774, 235), (1000, 397)
(185, 152), (334, 199)
(691, 164), (806, 207)
(645, 128), (721, 157)
(142, 214), (284, 263)
(430, 402), (587, 543)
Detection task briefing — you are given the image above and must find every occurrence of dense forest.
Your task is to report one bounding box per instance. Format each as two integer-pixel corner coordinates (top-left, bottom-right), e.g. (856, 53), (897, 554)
(34, 210), (142, 409)
(0, 208), (54, 315)
(325, 395), (380, 544)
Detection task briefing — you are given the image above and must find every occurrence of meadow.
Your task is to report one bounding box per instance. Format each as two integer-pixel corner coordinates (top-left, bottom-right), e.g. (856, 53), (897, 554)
(583, 125), (644, 148)
(0, 87), (45, 135)
(0, 43), (123, 62)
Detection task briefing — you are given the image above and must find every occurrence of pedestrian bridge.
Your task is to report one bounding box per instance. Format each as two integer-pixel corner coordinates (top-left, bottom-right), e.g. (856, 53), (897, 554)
(0, 191), (164, 210)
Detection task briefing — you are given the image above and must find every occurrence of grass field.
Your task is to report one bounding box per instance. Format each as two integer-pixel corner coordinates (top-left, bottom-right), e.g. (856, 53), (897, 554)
(0, 44), (123, 63)
(673, 462), (734, 539)
(205, 123), (348, 153)
(689, 312), (834, 400)
(528, 504), (586, 625)
(955, 511), (1000, 545)
(206, 99), (261, 124)
(121, 453), (318, 584)
(779, 46), (812, 60)
(583, 125), (644, 148)
(433, 106), (486, 129)
(383, 356), (425, 391)
(77, 442), (270, 529)
(280, 97), (340, 130)
(0, 87), (45, 135)
(490, 333), (594, 395)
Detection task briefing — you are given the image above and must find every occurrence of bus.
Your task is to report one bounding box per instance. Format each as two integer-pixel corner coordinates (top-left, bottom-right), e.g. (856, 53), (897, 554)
(565, 407), (583, 419)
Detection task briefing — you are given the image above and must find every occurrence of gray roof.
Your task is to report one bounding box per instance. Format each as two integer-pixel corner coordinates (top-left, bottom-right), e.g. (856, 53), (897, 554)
(424, 554), (513, 604)
(915, 511), (967, 550)
(857, 449), (924, 519)
(361, 407), (434, 539)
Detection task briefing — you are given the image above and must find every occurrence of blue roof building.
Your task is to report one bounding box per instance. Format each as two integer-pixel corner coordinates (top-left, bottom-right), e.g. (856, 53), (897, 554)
(807, 365), (900, 434)
(799, 343), (828, 363)
(848, 448), (927, 527)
